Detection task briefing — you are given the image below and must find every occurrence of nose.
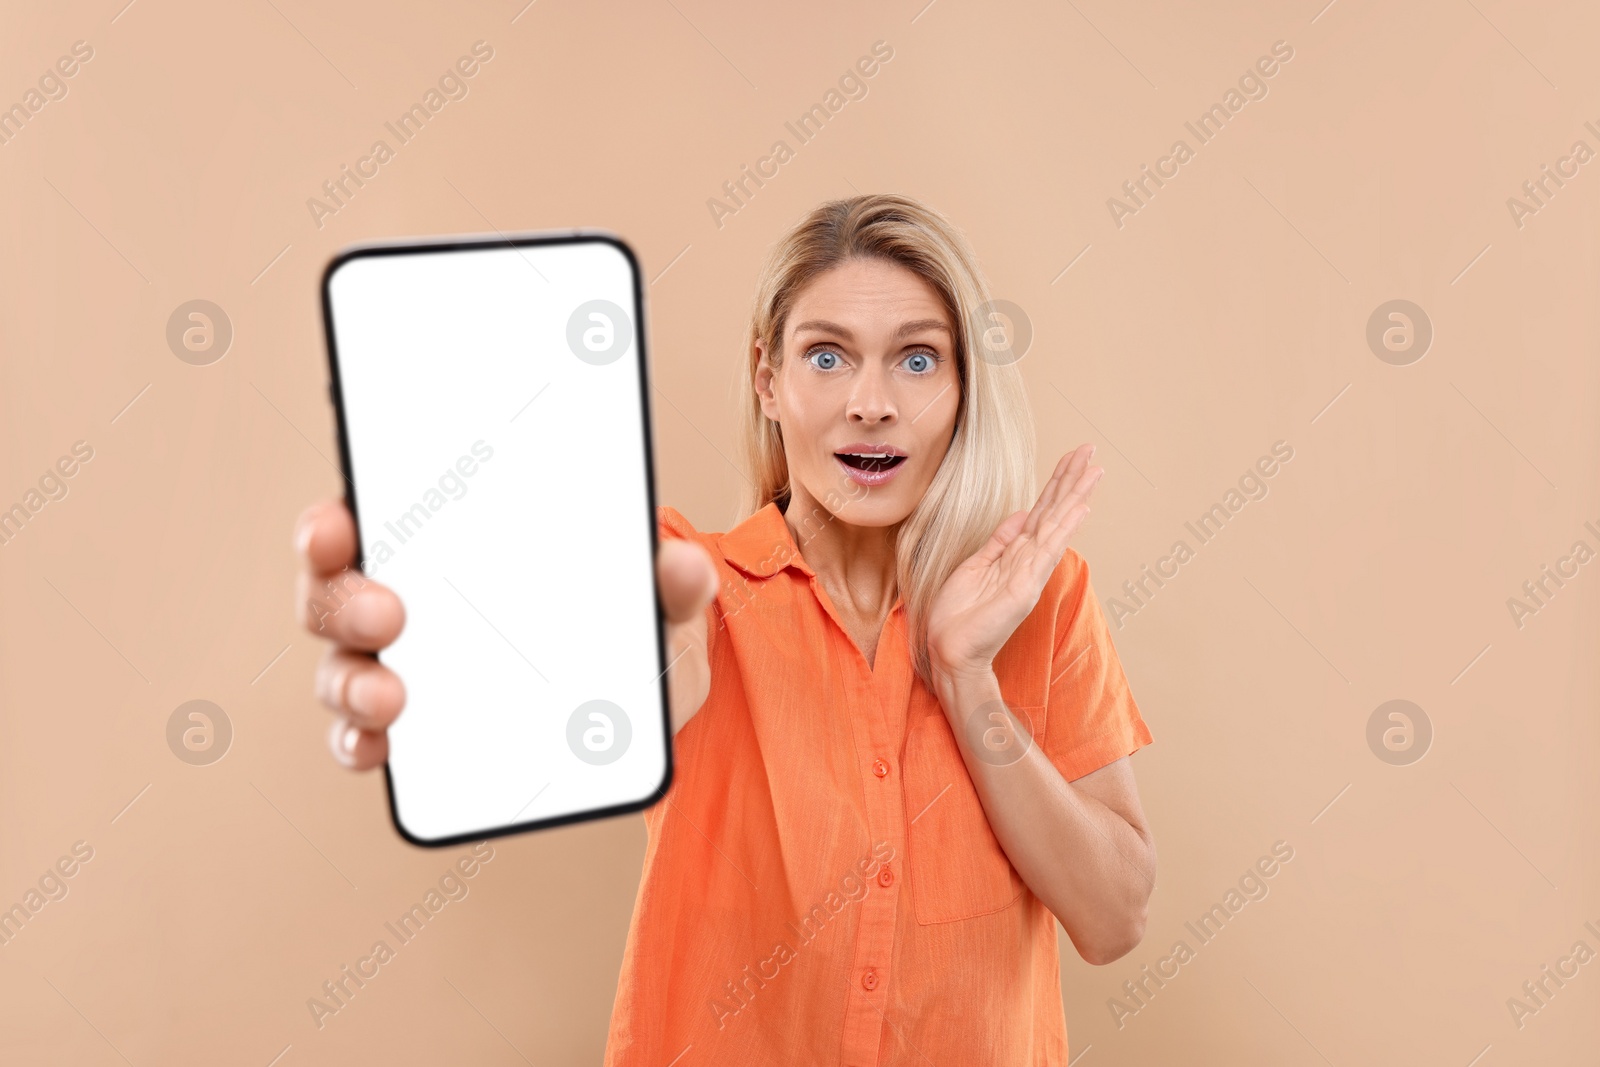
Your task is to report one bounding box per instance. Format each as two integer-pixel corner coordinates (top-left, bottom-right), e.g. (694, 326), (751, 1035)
(846, 364), (897, 426)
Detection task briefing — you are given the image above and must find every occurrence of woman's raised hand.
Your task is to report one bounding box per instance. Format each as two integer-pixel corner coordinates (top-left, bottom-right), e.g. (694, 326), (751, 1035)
(925, 444), (1103, 678)
(294, 500), (720, 771)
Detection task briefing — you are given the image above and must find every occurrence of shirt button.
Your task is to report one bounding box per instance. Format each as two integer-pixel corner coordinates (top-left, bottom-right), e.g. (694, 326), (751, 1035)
(861, 968), (878, 991)
(878, 867), (894, 888)
(872, 759), (889, 777)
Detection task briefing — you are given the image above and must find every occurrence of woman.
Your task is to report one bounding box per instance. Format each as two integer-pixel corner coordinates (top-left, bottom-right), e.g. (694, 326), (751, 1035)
(294, 194), (1155, 1064)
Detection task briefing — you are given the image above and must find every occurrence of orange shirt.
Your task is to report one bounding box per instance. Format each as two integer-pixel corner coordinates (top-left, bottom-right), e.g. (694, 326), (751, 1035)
(603, 502), (1153, 1066)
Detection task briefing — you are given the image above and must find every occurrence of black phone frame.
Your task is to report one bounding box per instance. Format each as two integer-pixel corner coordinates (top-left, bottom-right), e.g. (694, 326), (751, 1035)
(320, 229), (673, 848)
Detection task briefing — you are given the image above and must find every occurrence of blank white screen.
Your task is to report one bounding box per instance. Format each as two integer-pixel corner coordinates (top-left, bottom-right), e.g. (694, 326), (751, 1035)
(327, 237), (667, 844)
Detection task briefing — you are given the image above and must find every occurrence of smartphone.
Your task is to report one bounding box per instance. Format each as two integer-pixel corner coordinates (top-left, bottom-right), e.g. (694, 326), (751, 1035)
(321, 231), (671, 847)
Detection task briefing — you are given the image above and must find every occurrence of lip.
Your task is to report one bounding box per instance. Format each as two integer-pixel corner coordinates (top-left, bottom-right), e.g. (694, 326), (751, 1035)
(833, 441), (909, 487)
(834, 441), (908, 458)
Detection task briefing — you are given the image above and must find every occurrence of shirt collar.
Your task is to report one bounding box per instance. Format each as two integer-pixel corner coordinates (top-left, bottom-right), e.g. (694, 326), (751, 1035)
(721, 501), (817, 580)
(724, 502), (908, 617)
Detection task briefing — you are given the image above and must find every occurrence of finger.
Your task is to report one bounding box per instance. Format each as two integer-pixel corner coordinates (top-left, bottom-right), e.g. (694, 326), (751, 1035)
(657, 539), (718, 625)
(1028, 461), (1102, 569)
(971, 508), (1029, 566)
(1020, 451), (1072, 538)
(315, 647), (407, 731)
(1049, 502), (1088, 547)
(1023, 445), (1094, 538)
(1045, 463), (1103, 531)
(295, 499), (358, 578)
(298, 571), (406, 651)
(1041, 498), (1095, 559)
(328, 715), (389, 771)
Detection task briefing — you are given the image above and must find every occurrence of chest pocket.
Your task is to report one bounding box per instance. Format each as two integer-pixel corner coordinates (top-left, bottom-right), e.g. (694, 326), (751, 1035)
(901, 704), (1045, 925)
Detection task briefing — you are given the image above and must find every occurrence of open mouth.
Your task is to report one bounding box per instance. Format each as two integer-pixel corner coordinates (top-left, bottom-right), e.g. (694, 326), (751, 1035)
(834, 451), (907, 474)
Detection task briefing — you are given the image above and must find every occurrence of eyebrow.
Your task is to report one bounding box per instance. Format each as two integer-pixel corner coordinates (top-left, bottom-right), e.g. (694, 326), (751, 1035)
(791, 318), (952, 342)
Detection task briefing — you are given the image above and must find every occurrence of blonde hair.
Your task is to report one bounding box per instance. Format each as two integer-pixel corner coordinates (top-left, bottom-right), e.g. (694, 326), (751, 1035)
(736, 193), (1037, 684)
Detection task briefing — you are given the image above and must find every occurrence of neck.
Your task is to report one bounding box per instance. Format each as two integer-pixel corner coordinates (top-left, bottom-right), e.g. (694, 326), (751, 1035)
(782, 484), (900, 615)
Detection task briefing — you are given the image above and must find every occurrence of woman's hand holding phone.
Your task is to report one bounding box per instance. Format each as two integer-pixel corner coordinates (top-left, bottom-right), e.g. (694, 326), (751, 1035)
(294, 498), (718, 772)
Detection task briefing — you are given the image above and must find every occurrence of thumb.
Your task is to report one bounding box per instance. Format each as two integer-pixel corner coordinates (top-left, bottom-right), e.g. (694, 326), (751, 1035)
(656, 538), (718, 624)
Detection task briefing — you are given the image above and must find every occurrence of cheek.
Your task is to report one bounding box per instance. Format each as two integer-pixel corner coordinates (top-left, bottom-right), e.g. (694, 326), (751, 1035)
(917, 382), (960, 454)
(776, 379), (835, 449)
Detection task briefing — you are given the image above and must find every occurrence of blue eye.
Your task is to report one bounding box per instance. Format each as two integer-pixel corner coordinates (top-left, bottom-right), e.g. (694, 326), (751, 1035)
(807, 348), (841, 370)
(803, 346), (939, 373)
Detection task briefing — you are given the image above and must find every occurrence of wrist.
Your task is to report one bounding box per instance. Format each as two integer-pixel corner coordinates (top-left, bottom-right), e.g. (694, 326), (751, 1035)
(929, 644), (993, 682)
(929, 653), (997, 707)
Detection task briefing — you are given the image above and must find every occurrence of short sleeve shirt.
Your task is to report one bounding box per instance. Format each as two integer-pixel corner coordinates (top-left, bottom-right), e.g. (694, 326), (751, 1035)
(602, 502), (1154, 1066)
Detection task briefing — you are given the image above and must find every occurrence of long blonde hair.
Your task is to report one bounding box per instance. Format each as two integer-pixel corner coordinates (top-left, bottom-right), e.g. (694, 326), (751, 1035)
(736, 193), (1037, 684)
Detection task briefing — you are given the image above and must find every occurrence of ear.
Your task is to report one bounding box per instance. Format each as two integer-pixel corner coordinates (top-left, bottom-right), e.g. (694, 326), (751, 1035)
(754, 339), (780, 422)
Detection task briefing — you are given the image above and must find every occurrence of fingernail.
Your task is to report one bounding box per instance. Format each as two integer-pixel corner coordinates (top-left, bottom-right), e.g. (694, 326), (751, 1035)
(295, 515), (317, 557)
(329, 723), (361, 764)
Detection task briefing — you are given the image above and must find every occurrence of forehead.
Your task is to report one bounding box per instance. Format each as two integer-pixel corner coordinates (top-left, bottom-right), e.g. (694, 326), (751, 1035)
(786, 259), (950, 334)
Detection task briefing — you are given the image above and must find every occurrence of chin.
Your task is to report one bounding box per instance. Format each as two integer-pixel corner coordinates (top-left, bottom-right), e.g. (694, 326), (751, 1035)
(830, 487), (918, 527)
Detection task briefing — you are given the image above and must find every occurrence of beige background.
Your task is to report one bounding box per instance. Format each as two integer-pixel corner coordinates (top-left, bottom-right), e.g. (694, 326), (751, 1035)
(1, 0), (1596, 1063)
